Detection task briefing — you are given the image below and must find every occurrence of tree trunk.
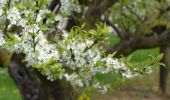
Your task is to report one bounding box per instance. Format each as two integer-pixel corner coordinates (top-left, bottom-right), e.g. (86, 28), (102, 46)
(159, 46), (170, 94)
(8, 53), (76, 100)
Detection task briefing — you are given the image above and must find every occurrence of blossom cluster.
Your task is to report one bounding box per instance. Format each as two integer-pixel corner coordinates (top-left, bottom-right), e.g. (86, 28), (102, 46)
(0, 0), (151, 93)
(60, 0), (81, 15)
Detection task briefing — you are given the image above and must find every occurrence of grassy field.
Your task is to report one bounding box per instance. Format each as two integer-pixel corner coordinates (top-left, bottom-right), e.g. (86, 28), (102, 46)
(0, 68), (21, 100)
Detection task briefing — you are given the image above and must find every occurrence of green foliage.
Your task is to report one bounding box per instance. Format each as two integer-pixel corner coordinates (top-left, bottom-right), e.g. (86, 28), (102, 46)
(34, 58), (65, 80)
(123, 48), (161, 74)
(91, 48), (160, 91)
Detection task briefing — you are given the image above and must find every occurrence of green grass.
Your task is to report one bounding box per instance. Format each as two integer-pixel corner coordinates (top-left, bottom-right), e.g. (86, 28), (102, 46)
(0, 68), (21, 100)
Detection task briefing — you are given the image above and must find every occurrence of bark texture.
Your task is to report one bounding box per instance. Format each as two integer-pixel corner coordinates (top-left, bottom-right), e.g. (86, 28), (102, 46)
(159, 46), (170, 94)
(9, 53), (76, 100)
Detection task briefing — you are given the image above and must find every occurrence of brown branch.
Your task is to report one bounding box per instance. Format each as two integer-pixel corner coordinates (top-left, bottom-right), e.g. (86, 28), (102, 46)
(84, 0), (118, 27)
(83, 38), (99, 52)
(106, 30), (170, 57)
(159, 6), (170, 16)
(43, 0), (60, 24)
(125, 6), (143, 23)
(48, 0), (60, 12)
(105, 19), (126, 39)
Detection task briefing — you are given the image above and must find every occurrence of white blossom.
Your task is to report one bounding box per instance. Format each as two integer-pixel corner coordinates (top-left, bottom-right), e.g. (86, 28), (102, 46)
(7, 7), (21, 25)
(0, 9), (3, 16)
(36, 9), (51, 22)
(0, 30), (5, 46)
(60, 0), (81, 15)
(55, 15), (68, 30)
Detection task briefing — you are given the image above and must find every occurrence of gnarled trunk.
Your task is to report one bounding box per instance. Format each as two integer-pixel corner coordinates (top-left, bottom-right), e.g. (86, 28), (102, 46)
(159, 46), (170, 93)
(8, 53), (76, 100)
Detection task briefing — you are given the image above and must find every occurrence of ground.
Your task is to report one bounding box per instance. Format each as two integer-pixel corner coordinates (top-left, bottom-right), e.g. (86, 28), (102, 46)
(90, 67), (170, 100)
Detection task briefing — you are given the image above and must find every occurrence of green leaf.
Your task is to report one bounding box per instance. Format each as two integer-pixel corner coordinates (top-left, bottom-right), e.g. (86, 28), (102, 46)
(107, 52), (117, 58)
(103, 23), (109, 33)
(96, 61), (106, 67)
(156, 53), (164, 61)
(88, 29), (97, 36)
(39, 18), (43, 28)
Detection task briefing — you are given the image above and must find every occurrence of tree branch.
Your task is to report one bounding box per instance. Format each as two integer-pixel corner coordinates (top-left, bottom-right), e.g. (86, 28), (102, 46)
(48, 0), (60, 12)
(84, 0), (118, 27)
(106, 30), (170, 57)
(105, 19), (125, 39)
(125, 6), (143, 23)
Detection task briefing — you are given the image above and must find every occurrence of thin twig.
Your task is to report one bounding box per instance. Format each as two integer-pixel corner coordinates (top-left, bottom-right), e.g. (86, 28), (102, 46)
(105, 19), (125, 39)
(83, 38), (99, 52)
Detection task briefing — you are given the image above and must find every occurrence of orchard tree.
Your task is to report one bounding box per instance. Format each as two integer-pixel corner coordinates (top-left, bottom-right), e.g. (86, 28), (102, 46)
(0, 0), (169, 100)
